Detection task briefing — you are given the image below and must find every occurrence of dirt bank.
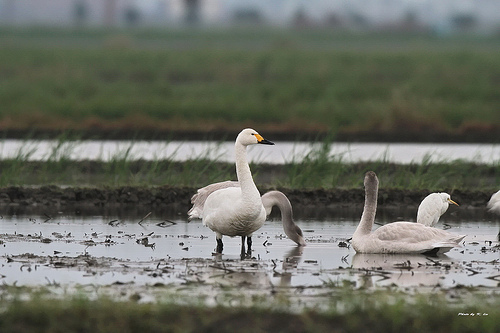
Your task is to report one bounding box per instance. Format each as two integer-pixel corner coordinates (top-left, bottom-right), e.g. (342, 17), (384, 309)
(0, 186), (495, 220)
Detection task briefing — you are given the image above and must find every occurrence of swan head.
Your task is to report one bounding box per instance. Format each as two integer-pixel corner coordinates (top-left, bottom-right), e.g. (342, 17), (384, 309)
(237, 128), (274, 146)
(364, 171), (378, 188)
(291, 230), (307, 247)
(439, 193), (459, 207)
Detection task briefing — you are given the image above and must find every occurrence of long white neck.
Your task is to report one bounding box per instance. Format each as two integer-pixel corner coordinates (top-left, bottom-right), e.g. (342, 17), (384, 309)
(355, 179), (378, 236)
(235, 142), (259, 199)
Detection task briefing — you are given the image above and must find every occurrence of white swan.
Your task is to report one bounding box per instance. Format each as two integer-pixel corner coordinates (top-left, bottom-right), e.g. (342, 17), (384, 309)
(188, 128), (274, 256)
(351, 171), (466, 255)
(416, 192), (459, 227)
(487, 190), (500, 215)
(189, 184), (306, 246)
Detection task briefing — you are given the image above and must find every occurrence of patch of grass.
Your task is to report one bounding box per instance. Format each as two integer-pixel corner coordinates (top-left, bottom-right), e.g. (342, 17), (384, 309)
(279, 140), (499, 191)
(0, 157), (497, 192)
(0, 291), (498, 333)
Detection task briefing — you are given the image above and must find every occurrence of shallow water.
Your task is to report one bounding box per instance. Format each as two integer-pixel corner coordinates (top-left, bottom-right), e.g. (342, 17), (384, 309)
(1, 140), (499, 164)
(1, 215), (499, 292)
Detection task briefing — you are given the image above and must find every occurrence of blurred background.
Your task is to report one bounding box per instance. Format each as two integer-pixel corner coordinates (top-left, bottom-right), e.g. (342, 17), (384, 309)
(0, 0), (499, 142)
(1, 0), (499, 33)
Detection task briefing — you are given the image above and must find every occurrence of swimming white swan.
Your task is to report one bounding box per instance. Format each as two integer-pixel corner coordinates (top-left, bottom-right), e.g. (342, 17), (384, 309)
(189, 184), (306, 246)
(487, 190), (500, 215)
(188, 128), (274, 256)
(351, 171), (466, 255)
(416, 192), (459, 227)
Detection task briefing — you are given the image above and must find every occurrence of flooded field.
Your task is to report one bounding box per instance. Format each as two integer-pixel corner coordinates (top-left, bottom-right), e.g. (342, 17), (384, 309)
(1, 212), (499, 309)
(1, 139), (499, 164)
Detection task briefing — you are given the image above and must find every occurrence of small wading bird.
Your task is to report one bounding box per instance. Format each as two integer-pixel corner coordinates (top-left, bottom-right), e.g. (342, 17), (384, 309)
(416, 192), (459, 227)
(189, 184), (306, 248)
(351, 171), (466, 255)
(187, 128), (274, 258)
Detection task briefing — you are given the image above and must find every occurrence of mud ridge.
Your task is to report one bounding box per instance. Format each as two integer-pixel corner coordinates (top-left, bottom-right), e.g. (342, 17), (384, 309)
(0, 186), (495, 219)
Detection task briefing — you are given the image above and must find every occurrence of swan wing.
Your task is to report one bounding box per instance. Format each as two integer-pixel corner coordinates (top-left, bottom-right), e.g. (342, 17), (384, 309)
(374, 222), (442, 242)
(188, 181), (239, 220)
(371, 222), (465, 254)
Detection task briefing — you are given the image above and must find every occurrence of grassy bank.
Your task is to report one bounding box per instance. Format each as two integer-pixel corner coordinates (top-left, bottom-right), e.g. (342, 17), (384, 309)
(0, 145), (497, 191)
(0, 28), (499, 141)
(1, 159), (497, 191)
(0, 291), (498, 333)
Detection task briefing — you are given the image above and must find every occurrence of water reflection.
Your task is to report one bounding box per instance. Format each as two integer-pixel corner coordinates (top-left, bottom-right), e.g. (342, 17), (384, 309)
(278, 246), (304, 287)
(203, 262), (272, 288)
(351, 253), (450, 288)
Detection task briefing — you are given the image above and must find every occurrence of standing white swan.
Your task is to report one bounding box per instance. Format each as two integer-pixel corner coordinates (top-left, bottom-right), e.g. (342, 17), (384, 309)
(416, 192), (459, 227)
(351, 171), (466, 255)
(188, 128), (274, 257)
(487, 190), (500, 215)
(189, 184), (306, 246)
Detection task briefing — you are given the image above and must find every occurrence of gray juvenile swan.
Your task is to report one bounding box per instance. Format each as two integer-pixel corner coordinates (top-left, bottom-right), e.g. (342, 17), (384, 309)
(351, 171), (466, 255)
(188, 128), (274, 257)
(189, 185), (306, 247)
(416, 192), (459, 227)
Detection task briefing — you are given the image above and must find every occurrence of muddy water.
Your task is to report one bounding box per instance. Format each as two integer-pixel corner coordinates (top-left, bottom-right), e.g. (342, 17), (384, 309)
(1, 215), (499, 295)
(1, 140), (499, 164)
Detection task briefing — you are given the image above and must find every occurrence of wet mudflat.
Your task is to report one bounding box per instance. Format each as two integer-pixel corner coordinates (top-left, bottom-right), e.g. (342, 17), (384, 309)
(1, 213), (499, 309)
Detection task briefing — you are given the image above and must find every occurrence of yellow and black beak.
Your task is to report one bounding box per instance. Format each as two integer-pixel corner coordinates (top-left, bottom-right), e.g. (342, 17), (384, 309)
(255, 134), (274, 145)
(448, 198), (459, 206)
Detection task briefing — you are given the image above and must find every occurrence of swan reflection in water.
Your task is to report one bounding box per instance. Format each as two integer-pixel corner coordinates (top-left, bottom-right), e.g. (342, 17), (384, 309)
(351, 253), (456, 288)
(196, 246), (304, 289)
(277, 246), (304, 287)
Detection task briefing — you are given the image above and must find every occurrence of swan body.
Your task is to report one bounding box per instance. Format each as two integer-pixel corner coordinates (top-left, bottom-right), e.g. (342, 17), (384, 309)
(487, 190), (500, 215)
(188, 181), (239, 221)
(351, 171), (466, 255)
(416, 192), (459, 227)
(189, 128), (274, 255)
(189, 183), (306, 246)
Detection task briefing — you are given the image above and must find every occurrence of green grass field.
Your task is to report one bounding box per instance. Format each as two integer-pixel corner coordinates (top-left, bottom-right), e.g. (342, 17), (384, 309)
(1, 28), (499, 141)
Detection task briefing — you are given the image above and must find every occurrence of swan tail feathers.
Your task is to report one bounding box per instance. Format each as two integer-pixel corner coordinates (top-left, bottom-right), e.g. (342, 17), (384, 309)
(422, 235), (466, 256)
(187, 206), (202, 220)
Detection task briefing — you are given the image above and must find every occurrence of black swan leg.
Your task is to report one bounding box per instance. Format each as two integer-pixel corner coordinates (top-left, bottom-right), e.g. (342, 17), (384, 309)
(240, 236), (247, 259)
(216, 237), (223, 253)
(247, 236), (252, 254)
